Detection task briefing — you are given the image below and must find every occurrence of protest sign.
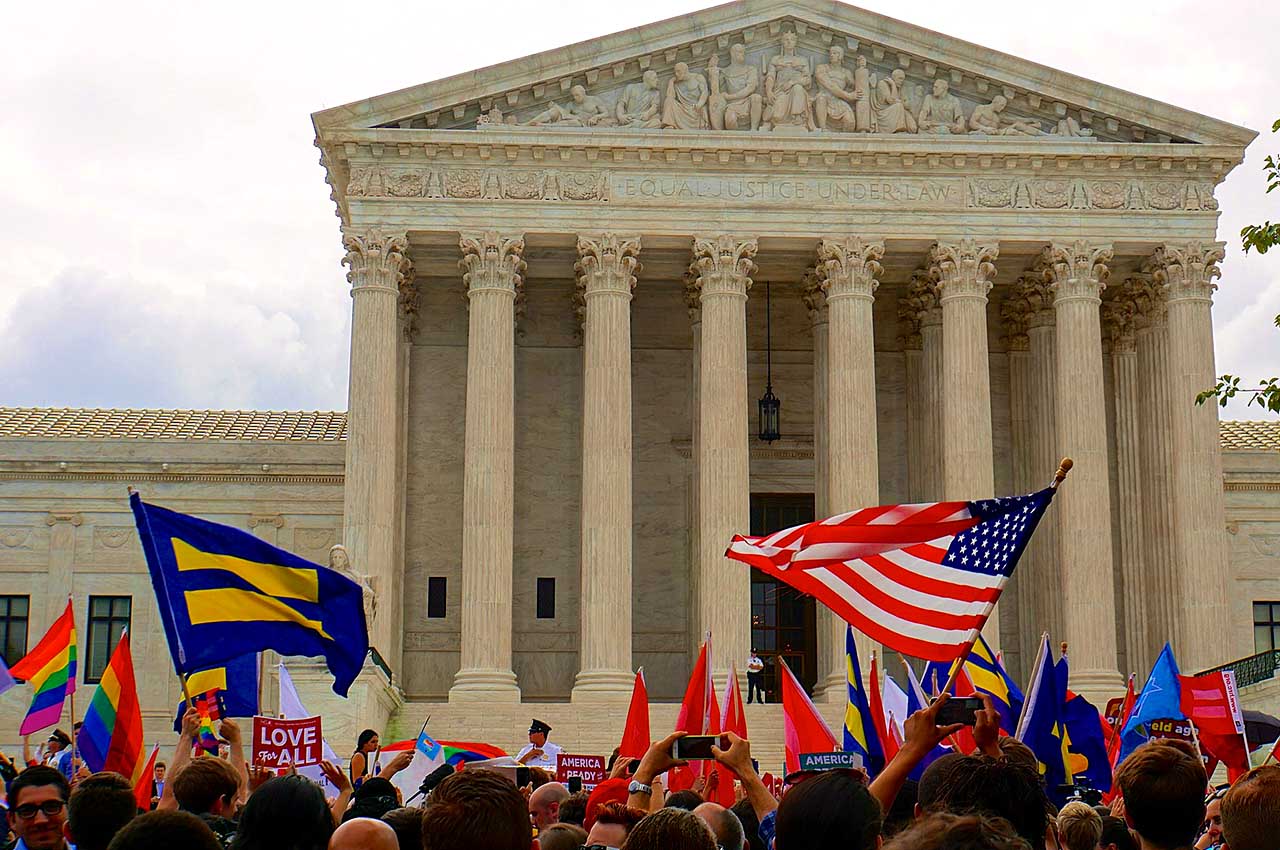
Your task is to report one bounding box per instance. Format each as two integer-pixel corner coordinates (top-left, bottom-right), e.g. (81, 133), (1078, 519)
(252, 715), (324, 768)
(798, 751), (863, 772)
(555, 753), (606, 787)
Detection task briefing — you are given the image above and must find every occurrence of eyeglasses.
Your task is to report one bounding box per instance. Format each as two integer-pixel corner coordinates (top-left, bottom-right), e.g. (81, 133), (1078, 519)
(14, 800), (65, 820)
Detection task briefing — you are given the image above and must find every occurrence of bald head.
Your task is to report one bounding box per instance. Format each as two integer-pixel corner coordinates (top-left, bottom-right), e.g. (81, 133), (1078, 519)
(330, 817), (399, 850)
(528, 781), (570, 831)
(693, 802), (746, 850)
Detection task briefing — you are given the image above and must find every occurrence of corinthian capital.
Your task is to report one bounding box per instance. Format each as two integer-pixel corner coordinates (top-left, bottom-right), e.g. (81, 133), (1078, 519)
(928, 239), (998, 300)
(800, 268), (826, 326)
(682, 265), (702, 322)
(691, 235), (758, 298)
(897, 269), (937, 346)
(1101, 294), (1137, 352)
(816, 237), (885, 300)
(1123, 271), (1167, 332)
(459, 231), (526, 295)
(1046, 240), (1113, 302)
(1153, 241), (1225, 303)
(342, 228), (411, 291)
(999, 290), (1033, 352)
(575, 234), (642, 296)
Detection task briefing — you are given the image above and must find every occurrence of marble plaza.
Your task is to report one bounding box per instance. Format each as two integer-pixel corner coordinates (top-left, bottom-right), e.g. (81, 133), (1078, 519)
(1, 0), (1275, 764)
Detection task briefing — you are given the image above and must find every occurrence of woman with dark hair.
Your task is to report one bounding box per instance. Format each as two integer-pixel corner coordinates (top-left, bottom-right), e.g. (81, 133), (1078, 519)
(350, 729), (380, 789)
(341, 777), (400, 822)
(229, 775), (334, 850)
(775, 771), (881, 850)
(621, 808), (716, 850)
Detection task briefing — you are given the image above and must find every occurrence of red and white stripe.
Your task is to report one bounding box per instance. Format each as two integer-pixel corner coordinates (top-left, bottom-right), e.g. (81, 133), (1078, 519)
(727, 501), (1000, 661)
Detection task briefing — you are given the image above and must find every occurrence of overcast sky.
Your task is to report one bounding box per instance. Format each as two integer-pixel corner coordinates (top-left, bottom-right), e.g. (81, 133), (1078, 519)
(2, 0), (1277, 417)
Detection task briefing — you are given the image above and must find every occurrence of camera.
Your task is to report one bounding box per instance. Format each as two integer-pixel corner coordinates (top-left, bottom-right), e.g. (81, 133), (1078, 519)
(1057, 780), (1103, 807)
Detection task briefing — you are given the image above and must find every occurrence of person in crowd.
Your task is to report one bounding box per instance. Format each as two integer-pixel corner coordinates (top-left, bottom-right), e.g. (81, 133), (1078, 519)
(747, 651), (766, 704)
(584, 801), (646, 848)
(665, 789), (705, 811)
(171, 757), (241, 847)
(1057, 801), (1103, 850)
(37, 732), (71, 779)
(584, 778), (631, 833)
(148, 762), (166, 810)
(1100, 816), (1139, 850)
(64, 772), (137, 850)
(731, 798), (765, 850)
(774, 771), (881, 850)
(105, 810), (222, 850)
(230, 774), (336, 850)
(1195, 787), (1226, 850)
(694, 801), (747, 850)
(881, 779), (919, 837)
(527, 780), (568, 831)
(884, 812), (1032, 850)
(1113, 740), (1207, 850)
(350, 730), (380, 790)
(620, 808), (716, 850)
(7, 765), (70, 850)
(329, 817), (398, 850)
(380, 807), (425, 850)
(515, 719), (562, 770)
(558, 790), (590, 828)
(914, 754), (1050, 849)
(341, 777), (399, 823)
(537, 822), (587, 850)
(419, 768), (533, 850)
(1221, 764), (1280, 850)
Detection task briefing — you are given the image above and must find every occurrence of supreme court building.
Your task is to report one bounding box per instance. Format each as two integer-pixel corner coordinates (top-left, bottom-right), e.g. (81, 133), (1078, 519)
(0, 1), (1275, 758)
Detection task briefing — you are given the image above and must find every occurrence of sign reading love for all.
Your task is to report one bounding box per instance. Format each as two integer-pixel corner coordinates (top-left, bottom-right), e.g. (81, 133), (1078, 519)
(252, 716), (324, 768)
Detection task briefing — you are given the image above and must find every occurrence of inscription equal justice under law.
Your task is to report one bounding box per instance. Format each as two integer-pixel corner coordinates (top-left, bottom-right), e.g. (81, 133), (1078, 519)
(612, 174), (965, 209)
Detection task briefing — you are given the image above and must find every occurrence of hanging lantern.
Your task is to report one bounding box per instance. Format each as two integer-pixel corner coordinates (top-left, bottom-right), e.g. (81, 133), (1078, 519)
(758, 280), (781, 443)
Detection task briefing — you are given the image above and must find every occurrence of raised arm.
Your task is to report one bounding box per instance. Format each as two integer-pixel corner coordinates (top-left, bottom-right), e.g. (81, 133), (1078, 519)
(868, 693), (965, 814)
(158, 707), (200, 811)
(713, 732), (777, 823)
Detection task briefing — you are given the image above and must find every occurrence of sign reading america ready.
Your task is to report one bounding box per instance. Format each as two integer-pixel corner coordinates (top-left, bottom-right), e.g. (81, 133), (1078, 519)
(555, 753), (606, 787)
(798, 751), (864, 772)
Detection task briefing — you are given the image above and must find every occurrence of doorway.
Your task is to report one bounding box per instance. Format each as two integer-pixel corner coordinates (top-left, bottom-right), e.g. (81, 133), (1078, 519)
(749, 493), (817, 698)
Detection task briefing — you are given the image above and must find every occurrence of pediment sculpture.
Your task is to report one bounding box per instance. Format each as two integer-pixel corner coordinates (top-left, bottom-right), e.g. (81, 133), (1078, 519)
(473, 29), (1097, 140)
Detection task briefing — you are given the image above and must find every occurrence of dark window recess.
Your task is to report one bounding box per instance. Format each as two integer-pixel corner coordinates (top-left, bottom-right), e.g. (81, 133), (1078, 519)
(86, 596), (132, 683)
(1253, 601), (1280, 654)
(536, 578), (556, 620)
(0, 595), (30, 669)
(427, 577), (447, 619)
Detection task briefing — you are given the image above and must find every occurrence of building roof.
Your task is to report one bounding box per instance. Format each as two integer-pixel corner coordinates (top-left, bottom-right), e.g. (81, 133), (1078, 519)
(0, 408), (347, 442)
(1219, 420), (1280, 452)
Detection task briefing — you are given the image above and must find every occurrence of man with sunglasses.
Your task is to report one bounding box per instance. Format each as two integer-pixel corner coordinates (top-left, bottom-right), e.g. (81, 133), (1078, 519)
(6, 766), (70, 850)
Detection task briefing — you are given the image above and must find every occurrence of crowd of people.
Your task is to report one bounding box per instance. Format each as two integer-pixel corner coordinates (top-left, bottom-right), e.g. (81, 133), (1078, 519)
(1, 693), (1275, 850)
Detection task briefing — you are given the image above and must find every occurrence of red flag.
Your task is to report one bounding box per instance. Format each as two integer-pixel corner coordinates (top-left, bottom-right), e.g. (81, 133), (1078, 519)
(780, 658), (837, 775)
(705, 679), (735, 807)
(721, 663), (748, 739)
(1180, 671), (1250, 782)
(618, 669), (650, 760)
(669, 641), (713, 792)
(867, 654), (898, 763)
(134, 744), (159, 811)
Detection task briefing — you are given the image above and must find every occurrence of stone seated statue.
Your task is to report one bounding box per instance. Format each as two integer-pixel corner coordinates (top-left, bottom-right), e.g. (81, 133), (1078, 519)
(524, 85), (616, 127)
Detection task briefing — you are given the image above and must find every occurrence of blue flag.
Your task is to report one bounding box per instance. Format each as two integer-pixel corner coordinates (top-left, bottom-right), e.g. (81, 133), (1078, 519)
(131, 493), (369, 696)
(966, 635), (1024, 734)
(1016, 635), (1068, 802)
(173, 653), (260, 731)
(843, 627), (886, 777)
(1119, 642), (1184, 763)
(1061, 691), (1112, 794)
(904, 662), (952, 781)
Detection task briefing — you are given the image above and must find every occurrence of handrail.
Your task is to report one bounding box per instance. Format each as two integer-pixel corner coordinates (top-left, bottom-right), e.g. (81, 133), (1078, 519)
(1196, 648), (1280, 689)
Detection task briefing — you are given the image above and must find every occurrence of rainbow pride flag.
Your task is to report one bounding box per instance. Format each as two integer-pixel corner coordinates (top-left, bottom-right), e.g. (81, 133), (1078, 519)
(78, 630), (146, 784)
(10, 599), (77, 736)
(193, 690), (222, 754)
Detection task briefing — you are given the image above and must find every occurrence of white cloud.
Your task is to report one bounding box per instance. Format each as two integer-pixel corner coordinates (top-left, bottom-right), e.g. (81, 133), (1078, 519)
(0, 0), (1277, 415)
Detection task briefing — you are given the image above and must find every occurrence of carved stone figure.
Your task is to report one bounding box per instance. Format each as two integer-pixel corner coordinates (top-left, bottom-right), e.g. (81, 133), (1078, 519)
(916, 78), (967, 134)
(661, 62), (710, 130)
(761, 31), (813, 131)
(616, 70), (662, 128)
(329, 543), (377, 629)
(1051, 116), (1094, 137)
(969, 95), (1044, 136)
(872, 68), (917, 133)
(708, 44), (762, 131)
(813, 46), (861, 132)
(525, 85), (616, 127)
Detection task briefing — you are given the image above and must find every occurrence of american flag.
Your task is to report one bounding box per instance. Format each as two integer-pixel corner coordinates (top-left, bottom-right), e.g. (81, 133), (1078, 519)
(726, 488), (1055, 661)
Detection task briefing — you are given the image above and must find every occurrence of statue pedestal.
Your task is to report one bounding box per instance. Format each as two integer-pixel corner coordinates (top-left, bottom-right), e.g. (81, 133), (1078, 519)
(268, 655), (404, 748)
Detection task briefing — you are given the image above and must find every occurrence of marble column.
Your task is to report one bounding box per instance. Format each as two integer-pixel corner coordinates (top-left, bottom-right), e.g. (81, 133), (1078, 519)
(1131, 276), (1179, 660)
(1047, 240), (1123, 697)
(929, 239), (1000, 646)
(899, 270), (932, 503)
(1105, 292), (1149, 676)
(450, 231), (525, 702)
(341, 228), (411, 665)
(684, 271), (704, 656)
(692, 235), (757, 687)
(573, 235), (642, 700)
(1001, 290), (1034, 681)
(813, 237), (883, 698)
(1156, 243), (1233, 669)
(917, 274), (945, 503)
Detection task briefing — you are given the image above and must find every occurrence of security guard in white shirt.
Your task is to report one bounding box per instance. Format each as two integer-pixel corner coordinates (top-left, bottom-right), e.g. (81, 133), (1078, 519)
(515, 718), (562, 770)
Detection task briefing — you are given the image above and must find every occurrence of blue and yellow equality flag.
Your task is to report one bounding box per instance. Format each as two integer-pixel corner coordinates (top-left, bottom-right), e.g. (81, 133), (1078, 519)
(1015, 635), (1068, 802)
(843, 626), (885, 776)
(131, 494), (368, 696)
(965, 635), (1024, 735)
(1057, 653), (1112, 795)
(173, 653), (259, 730)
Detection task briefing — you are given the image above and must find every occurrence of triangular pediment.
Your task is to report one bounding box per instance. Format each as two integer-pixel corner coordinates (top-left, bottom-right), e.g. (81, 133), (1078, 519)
(313, 0), (1253, 147)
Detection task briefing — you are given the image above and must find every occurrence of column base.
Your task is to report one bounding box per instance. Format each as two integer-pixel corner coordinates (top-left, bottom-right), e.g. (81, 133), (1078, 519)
(449, 668), (522, 703)
(811, 672), (848, 704)
(1066, 667), (1126, 708)
(571, 670), (636, 703)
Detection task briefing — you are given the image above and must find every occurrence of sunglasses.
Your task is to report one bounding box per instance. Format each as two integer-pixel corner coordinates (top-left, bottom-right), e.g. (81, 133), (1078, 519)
(13, 800), (65, 820)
